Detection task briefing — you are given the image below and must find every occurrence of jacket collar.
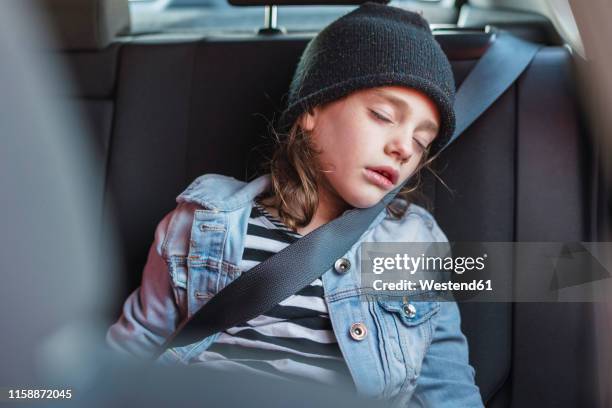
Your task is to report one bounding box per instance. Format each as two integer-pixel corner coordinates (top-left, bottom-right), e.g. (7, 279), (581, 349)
(176, 173), (271, 212)
(176, 172), (400, 220)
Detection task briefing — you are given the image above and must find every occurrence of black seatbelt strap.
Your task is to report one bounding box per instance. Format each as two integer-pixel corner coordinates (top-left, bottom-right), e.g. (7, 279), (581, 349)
(153, 29), (541, 359)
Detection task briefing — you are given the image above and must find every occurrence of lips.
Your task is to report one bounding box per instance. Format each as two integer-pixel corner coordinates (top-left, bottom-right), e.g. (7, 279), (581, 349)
(366, 166), (399, 185)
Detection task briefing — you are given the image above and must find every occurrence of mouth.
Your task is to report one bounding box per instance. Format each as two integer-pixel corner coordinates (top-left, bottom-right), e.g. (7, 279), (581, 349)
(365, 166), (399, 185)
(364, 166), (399, 190)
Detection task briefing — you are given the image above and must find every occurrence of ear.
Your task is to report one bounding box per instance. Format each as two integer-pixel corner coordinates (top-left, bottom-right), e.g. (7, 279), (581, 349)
(299, 107), (317, 132)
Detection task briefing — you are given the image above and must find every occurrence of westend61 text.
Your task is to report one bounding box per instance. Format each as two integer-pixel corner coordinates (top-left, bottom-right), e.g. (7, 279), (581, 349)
(373, 279), (493, 292)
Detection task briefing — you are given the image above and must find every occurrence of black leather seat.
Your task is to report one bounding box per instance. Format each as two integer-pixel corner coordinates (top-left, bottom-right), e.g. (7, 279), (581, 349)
(47, 0), (596, 406)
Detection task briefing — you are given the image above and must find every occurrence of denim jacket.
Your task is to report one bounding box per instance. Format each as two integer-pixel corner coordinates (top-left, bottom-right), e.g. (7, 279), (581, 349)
(106, 173), (484, 408)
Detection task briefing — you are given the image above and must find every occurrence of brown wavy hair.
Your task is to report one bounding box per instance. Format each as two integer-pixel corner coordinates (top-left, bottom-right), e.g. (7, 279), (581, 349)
(257, 111), (443, 233)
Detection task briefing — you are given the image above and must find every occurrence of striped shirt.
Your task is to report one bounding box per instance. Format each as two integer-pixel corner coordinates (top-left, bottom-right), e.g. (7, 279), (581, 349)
(190, 197), (354, 389)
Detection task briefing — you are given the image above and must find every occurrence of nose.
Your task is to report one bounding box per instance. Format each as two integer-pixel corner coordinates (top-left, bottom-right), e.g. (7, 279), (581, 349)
(384, 131), (415, 164)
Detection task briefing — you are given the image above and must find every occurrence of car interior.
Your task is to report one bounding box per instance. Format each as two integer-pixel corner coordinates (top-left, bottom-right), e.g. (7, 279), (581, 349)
(33, 0), (610, 405)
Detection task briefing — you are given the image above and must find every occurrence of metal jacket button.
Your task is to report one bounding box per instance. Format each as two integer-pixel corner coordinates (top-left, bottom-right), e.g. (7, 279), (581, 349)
(403, 303), (417, 319)
(349, 322), (367, 341)
(334, 258), (351, 274)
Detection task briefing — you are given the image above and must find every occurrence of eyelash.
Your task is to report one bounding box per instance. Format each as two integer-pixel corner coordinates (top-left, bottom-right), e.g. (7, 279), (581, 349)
(415, 140), (427, 151)
(369, 109), (428, 150)
(369, 109), (393, 124)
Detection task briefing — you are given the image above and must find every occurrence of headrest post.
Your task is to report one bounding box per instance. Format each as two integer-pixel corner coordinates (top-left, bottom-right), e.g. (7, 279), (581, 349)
(264, 5), (278, 29)
(259, 4), (286, 35)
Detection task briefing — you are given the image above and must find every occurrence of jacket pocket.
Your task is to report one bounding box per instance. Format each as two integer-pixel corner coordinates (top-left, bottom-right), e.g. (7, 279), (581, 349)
(377, 297), (440, 329)
(374, 297), (440, 382)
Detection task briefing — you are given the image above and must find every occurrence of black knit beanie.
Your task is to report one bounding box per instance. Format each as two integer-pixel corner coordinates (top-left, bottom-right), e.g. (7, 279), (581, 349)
(277, 1), (456, 157)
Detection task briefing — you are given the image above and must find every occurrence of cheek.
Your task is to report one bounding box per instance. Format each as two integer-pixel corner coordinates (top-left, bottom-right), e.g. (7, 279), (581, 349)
(311, 110), (388, 187)
(327, 119), (380, 159)
(399, 155), (424, 181)
(314, 122), (366, 166)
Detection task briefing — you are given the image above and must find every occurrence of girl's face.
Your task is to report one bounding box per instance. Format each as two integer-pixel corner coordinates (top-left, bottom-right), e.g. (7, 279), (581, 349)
(301, 85), (441, 212)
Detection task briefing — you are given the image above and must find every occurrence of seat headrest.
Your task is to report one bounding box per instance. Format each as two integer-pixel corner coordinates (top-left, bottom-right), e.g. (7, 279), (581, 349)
(40, 0), (130, 50)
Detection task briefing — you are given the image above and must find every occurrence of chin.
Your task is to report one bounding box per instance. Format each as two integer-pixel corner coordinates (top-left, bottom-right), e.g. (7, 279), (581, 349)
(343, 192), (384, 209)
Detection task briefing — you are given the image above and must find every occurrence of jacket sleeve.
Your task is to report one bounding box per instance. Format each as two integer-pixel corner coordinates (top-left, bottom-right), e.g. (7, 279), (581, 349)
(409, 217), (484, 408)
(105, 208), (188, 360)
(409, 301), (484, 408)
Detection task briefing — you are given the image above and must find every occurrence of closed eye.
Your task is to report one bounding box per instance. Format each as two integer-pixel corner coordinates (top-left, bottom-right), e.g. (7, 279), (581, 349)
(414, 139), (427, 151)
(370, 107), (431, 152)
(369, 109), (393, 124)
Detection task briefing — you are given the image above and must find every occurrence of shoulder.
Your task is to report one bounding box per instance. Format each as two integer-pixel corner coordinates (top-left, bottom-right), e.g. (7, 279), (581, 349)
(153, 173), (272, 255)
(387, 199), (449, 243)
(176, 173), (271, 212)
(176, 173), (246, 209)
